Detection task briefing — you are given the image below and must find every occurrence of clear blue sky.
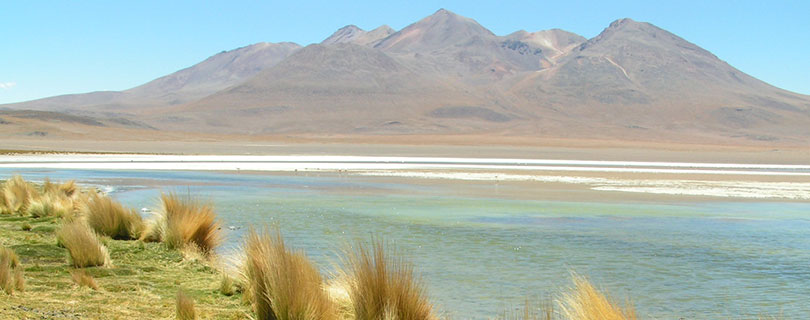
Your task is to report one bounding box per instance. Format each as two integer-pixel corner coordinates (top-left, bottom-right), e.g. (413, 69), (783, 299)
(1, 0), (808, 104)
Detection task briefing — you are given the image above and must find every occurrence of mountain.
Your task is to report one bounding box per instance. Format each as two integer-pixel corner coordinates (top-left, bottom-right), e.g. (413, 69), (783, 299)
(321, 25), (394, 46)
(3, 42), (301, 114)
(505, 29), (586, 66)
(166, 43), (493, 134)
(127, 42), (301, 105)
(3, 10), (809, 145)
(506, 18), (810, 141)
(374, 8), (495, 52)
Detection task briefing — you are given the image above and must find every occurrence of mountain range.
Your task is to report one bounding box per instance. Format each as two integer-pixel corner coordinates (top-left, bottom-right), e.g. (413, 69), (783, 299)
(3, 9), (809, 146)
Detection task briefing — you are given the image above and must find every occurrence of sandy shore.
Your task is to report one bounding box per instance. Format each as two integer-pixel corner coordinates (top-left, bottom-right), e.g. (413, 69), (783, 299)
(1, 153), (809, 201)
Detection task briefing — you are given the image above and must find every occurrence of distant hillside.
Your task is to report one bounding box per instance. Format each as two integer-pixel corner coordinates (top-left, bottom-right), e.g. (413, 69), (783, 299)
(4, 9), (809, 146)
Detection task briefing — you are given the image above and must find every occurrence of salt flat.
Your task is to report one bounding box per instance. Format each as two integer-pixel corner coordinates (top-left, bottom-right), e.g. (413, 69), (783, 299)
(2, 154), (809, 200)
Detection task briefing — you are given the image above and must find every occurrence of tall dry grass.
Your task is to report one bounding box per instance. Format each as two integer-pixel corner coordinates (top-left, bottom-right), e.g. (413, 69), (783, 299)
(56, 220), (111, 268)
(82, 193), (144, 240)
(241, 228), (337, 320)
(27, 193), (73, 218)
(141, 193), (221, 255)
(340, 239), (434, 320)
(2, 175), (39, 214)
(41, 178), (77, 197)
(177, 289), (198, 320)
(0, 189), (9, 215)
(70, 269), (99, 290)
(558, 274), (637, 320)
(0, 245), (25, 294)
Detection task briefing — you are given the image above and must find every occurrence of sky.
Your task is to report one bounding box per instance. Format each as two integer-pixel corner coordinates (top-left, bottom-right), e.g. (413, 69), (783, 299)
(1, 0), (809, 104)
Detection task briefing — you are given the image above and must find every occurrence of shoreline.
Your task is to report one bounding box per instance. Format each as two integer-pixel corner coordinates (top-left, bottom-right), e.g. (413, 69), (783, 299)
(1, 153), (809, 201)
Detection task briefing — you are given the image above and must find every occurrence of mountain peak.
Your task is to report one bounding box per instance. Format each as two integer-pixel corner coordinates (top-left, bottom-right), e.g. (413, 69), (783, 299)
(608, 18), (638, 28)
(322, 24), (394, 46)
(578, 18), (713, 58)
(433, 8), (454, 16)
(321, 25), (366, 45)
(375, 8), (494, 52)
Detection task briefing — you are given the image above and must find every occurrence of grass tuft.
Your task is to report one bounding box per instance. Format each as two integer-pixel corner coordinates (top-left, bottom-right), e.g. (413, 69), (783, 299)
(219, 274), (236, 296)
(2, 175), (39, 214)
(27, 193), (73, 218)
(242, 227), (337, 320)
(177, 289), (198, 320)
(56, 220), (111, 268)
(141, 193), (221, 256)
(340, 238), (434, 320)
(70, 269), (99, 290)
(1, 245), (25, 294)
(83, 193), (144, 240)
(558, 274), (637, 320)
(58, 180), (78, 197)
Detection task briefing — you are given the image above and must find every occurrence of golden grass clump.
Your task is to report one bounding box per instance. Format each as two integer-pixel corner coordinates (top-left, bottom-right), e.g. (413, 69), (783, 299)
(82, 193), (144, 240)
(340, 239), (434, 320)
(2, 175), (39, 214)
(177, 289), (198, 320)
(70, 269), (99, 290)
(219, 274), (237, 296)
(27, 193), (73, 218)
(0, 246), (25, 294)
(41, 178), (77, 198)
(58, 180), (77, 197)
(142, 193), (221, 255)
(242, 228), (337, 320)
(558, 274), (637, 320)
(56, 220), (111, 268)
(0, 189), (9, 215)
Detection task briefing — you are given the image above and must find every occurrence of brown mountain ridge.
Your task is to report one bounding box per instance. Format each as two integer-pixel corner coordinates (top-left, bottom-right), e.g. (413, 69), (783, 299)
(4, 9), (809, 146)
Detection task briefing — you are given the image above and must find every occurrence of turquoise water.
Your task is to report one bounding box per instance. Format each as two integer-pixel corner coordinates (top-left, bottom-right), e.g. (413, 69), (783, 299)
(3, 168), (810, 318)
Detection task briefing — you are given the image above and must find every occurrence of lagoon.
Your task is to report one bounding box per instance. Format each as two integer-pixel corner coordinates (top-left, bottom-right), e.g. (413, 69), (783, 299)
(2, 167), (808, 318)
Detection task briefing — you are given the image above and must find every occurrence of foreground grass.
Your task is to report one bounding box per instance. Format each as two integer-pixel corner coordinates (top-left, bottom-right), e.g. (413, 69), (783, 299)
(1, 176), (647, 319)
(0, 214), (248, 319)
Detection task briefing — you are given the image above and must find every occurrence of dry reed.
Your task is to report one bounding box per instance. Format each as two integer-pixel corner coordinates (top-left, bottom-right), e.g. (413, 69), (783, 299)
(56, 220), (111, 268)
(0, 246), (25, 294)
(558, 274), (637, 320)
(2, 175), (38, 214)
(241, 228), (337, 320)
(141, 193), (221, 255)
(70, 269), (99, 290)
(83, 193), (144, 240)
(340, 238), (434, 320)
(177, 289), (198, 320)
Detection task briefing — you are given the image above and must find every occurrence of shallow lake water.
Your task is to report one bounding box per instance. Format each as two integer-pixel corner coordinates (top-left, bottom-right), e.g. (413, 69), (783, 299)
(3, 168), (809, 318)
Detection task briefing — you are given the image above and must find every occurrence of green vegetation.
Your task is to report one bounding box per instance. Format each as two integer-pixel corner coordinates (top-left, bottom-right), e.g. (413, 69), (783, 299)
(0, 176), (246, 318)
(0, 175), (644, 319)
